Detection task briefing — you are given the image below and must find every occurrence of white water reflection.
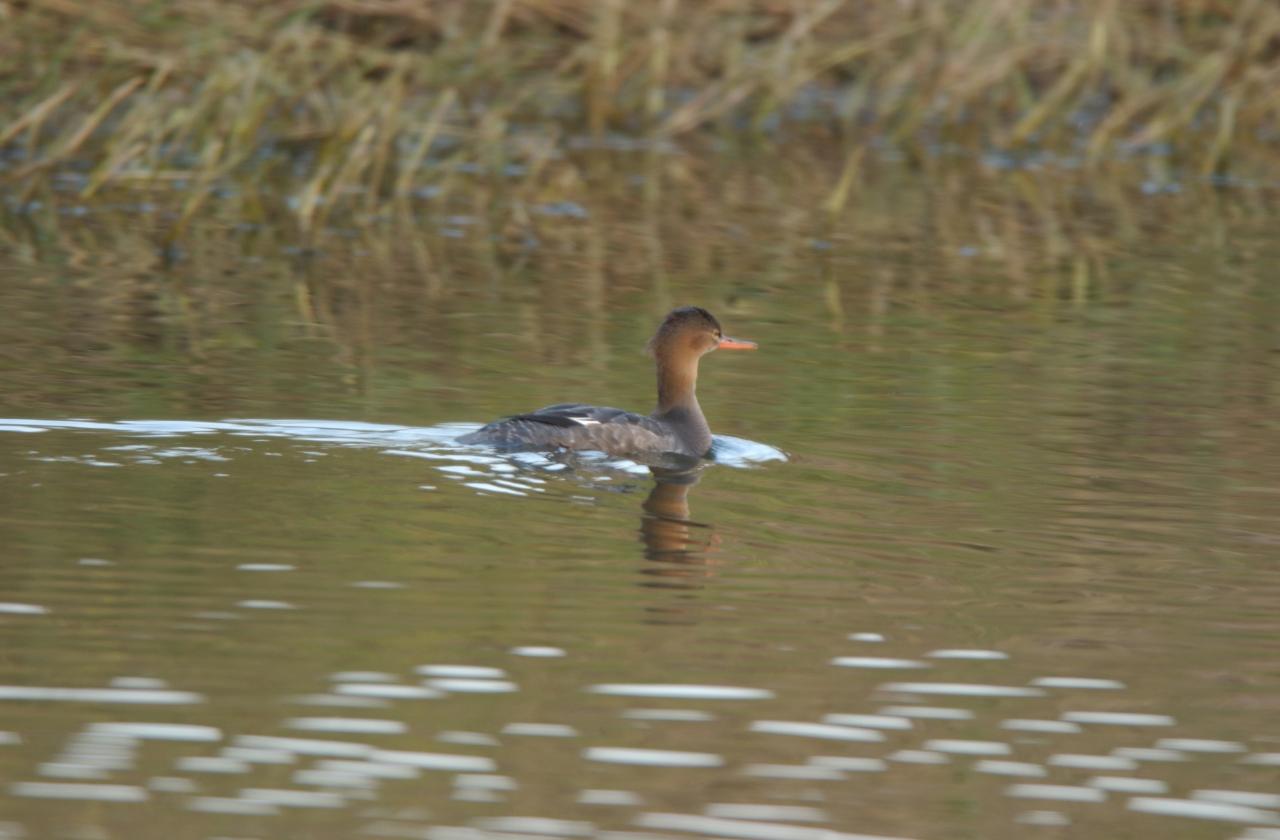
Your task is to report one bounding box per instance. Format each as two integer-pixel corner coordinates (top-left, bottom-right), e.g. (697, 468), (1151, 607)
(588, 684), (773, 700)
(1005, 784), (1106, 803)
(974, 760), (1047, 777)
(1155, 738), (1247, 753)
(831, 657), (928, 669)
(750, 720), (884, 743)
(0, 603), (48, 615)
(417, 665), (508, 679)
(635, 812), (911, 840)
(878, 682), (1043, 698)
(1194, 790), (1280, 809)
(1061, 711), (1174, 727)
(3, 633), (1279, 839)
(584, 747), (723, 767)
(10, 782), (147, 802)
(1128, 797), (1280, 825)
(285, 717), (407, 734)
(922, 739), (1010, 756)
(1030, 677), (1125, 690)
(426, 679), (518, 694)
(0, 686), (202, 704)
(925, 649), (1008, 660)
(88, 723), (220, 742)
(0, 418), (786, 486)
(335, 683), (442, 700)
(1090, 776), (1168, 794)
(705, 804), (828, 823)
(879, 705), (974, 720)
(822, 714), (912, 730)
(1000, 718), (1081, 733)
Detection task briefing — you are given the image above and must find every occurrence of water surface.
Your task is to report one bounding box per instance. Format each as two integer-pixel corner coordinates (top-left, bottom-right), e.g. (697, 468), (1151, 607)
(1, 159), (1279, 840)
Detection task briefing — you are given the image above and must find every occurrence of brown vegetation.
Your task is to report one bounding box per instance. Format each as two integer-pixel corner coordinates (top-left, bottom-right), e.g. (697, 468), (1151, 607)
(1, 0), (1278, 228)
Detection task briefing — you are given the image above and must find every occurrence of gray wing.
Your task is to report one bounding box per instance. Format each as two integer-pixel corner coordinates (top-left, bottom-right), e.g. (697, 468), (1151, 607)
(458, 403), (677, 454)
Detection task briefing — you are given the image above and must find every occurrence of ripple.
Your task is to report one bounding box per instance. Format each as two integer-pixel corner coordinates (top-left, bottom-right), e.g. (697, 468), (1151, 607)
(923, 739), (1010, 756)
(622, 709), (715, 722)
(510, 646), (567, 658)
(426, 679), (518, 694)
(887, 750), (949, 765)
(285, 717), (407, 735)
(335, 683), (443, 700)
(1001, 719), (1081, 734)
(705, 805), (828, 823)
(88, 723), (220, 742)
(584, 747), (723, 767)
(1061, 711), (1175, 727)
(879, 682), (1043, 698)
(1047, 754), (1137, 771)
(709, 435), (788, 467)
(221, 746), (294, 765)
(973, 761), (1046, 777)
(292, 768), (377, 788)
(147, 776), (197, 793)
(1155, 738), (1247, 753)
(588, 684), (773, 700)
(187, 796), (279, 815)
(1192, 790), (1280, 809)
(879, 705), (974, 720)
(1005, 784), (1106, 803)
(807, 756), (886, 773)
(471, 817), (593, 837)
(1242, 753), (1280, 766)
(175, 756), (249, 774)
(578, 789), (642, 806)
(0, 603), (49, 615)
(831, 657), (929, 670)
(10, 782), (147, 802)
(742, 764), (848, 779)
(821, 714), (911, 730)
(370, 750), (496, 772)
(925, 649), (1008, 660)
(1128, 797), (1280, 825)
(1031, 677), (1125, 690)
(240, 787), (346, 808)
(438, 731), (499, 746)
(236, 600), (296, 610)
(417, 665), (507, 679)
(1090, 777), (1168, 794)
(750, 721), (884, 742)
(1112, 747), (1187, 762)
(315, 759), (419, 780)
(635, 812), (906, 840)
(234, 735), (373, 758)
(501, 723), (578, 738)
(0, 686), (203, 704)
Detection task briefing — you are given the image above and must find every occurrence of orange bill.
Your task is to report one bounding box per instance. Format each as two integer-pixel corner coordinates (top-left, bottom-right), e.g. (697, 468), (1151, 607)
(718, 336), (758, 350)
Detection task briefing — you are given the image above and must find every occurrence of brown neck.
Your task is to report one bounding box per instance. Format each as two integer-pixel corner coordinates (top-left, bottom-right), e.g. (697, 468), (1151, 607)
(653, 353), (712, 455)
(654, 353), (699, 414)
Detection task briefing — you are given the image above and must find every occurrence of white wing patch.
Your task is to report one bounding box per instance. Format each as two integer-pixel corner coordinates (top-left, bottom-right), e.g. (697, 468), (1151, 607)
(566, 416), (602, 427)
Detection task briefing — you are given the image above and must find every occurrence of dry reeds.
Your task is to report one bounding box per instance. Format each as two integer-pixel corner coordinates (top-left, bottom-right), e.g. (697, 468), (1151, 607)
(2, 0), (1278, 229)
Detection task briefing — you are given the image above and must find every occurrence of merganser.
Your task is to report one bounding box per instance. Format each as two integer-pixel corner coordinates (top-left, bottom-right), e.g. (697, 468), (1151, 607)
(458, 307), (756, 457)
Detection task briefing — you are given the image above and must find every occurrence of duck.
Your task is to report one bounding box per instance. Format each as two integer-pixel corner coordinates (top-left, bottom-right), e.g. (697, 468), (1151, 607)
(458, 307), (756, 458)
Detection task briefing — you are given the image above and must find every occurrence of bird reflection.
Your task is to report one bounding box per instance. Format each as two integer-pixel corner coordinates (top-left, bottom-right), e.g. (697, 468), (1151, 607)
(638, 464), (720, 587)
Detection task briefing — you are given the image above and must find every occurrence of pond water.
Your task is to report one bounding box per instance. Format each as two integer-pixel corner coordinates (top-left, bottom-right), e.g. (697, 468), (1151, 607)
(1, 157), (1279, 840)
